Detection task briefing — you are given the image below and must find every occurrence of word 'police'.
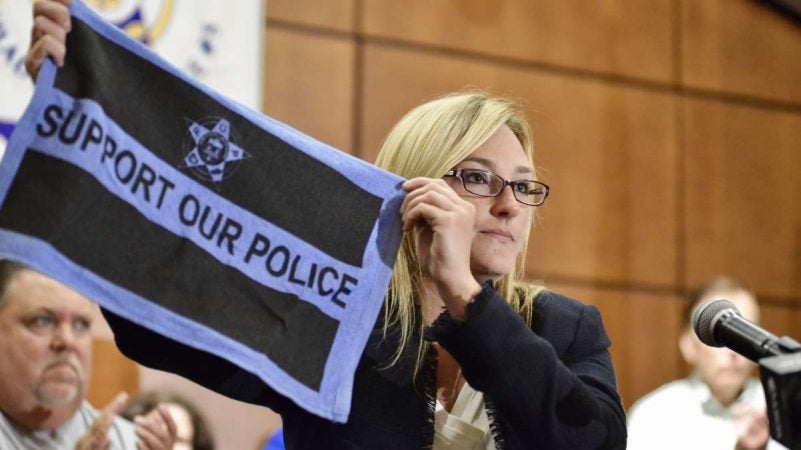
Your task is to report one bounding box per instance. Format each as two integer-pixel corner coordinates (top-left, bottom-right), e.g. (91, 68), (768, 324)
(244, 232), (358, 309)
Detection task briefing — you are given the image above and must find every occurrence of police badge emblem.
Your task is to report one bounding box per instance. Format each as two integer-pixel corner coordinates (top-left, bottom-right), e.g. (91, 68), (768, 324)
(182, 117), (249, 184)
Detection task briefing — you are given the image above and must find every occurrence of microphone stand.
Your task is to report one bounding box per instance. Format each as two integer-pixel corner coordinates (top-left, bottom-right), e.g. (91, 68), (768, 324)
(759, 336), (801, 450)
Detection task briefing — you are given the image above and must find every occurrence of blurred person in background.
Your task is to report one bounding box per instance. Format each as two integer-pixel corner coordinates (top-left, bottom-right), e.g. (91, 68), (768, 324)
(123, 391), (215, 450)
(0, 259), (177, 449)
(627, 276), (786, 450)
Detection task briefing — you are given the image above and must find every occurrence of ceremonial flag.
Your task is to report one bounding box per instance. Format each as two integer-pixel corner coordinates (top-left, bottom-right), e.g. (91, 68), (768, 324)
(0, 0), (404, 422)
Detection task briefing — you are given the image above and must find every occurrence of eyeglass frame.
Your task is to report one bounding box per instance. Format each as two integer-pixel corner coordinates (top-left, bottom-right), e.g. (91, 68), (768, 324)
(443, 168), (550, 206)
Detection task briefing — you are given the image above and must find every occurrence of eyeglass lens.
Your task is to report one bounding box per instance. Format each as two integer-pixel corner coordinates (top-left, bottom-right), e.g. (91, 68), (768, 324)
(460, 169), (547, 206)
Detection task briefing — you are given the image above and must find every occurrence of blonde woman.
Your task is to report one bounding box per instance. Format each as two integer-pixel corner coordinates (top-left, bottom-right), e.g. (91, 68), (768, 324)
(27, 2), (626, 448)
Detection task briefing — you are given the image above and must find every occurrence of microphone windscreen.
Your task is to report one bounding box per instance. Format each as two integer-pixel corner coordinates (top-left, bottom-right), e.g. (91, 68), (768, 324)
(692, 299), (739, 347)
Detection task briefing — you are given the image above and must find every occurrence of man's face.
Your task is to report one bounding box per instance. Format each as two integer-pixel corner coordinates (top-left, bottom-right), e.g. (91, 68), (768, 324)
(0, 269), (95, 429)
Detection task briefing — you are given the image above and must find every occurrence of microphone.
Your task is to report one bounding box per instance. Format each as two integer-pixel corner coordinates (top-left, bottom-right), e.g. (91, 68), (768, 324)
(692, 299), (789, 362)
(693, 299), (801, 449)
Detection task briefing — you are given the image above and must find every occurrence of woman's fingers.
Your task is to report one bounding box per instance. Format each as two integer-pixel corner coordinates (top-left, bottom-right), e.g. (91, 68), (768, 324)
(402, 201), (442, 232)
(402, 190), (458, 230)
(400, 177), (476, 232)
(25, 34), (66, 78)
(401, 177), (459, 212)
(33, 14), (69, 44)
(26, 0), (71, 80)
(32, 0), (71, 32)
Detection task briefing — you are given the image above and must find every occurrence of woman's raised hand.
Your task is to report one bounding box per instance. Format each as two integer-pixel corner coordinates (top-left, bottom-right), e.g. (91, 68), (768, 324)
(25, 0), (72, 81)
(401, 177), (482, 320)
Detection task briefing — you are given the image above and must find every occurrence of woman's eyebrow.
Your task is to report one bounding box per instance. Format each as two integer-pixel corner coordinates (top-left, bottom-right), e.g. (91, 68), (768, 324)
(460, 157), (533, 175)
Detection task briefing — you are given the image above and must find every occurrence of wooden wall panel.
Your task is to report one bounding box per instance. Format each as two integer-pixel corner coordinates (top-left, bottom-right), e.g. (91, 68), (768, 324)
(266, 0), (355, 32)
(87, 339), (139, 408)
(546, 283), (686, 409)
(761, 303), (801, 341)
(362, 0), (673, 82)
(681, 0), (801, 103)
(361, 44), (678, 286)
(262, 28), (355, 152)
(684, 98), (801, 300)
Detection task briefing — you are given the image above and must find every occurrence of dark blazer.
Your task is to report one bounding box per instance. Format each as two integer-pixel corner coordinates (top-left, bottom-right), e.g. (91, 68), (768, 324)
(105, 283), (627, 449)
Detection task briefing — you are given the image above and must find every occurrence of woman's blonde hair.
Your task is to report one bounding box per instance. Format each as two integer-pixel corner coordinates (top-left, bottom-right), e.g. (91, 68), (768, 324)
(374, 91), (545, 372)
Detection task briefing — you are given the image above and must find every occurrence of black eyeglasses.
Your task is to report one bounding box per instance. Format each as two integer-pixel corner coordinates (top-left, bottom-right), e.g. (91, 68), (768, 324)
(444, 168), (550, 206)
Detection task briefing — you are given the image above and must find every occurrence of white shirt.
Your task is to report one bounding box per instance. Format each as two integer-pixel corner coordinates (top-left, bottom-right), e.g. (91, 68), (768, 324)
(0, 401), (137, 450)
(434, 382), (495, 450)
(627, 376), (787, 450)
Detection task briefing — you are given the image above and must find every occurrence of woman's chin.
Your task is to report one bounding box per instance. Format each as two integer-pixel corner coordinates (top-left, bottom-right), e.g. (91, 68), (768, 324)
(471, 262), (514, 283)
(471, 252), (518, 280)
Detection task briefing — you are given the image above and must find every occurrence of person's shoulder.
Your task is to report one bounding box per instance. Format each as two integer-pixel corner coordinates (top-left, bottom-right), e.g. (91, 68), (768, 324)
(533, 289), (591, 318)
(629, 378), (696, 414)
(532, 289), (604, 332)
(0, 409), (25, 446)
(627, 379), (700, 449)
(530, 289), (608, 355)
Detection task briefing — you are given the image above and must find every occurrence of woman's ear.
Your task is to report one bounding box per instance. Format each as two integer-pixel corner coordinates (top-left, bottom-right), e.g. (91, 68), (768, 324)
(678, 329), (697, 365)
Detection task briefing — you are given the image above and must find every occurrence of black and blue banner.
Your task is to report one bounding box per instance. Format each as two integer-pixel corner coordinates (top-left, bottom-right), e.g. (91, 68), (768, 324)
(0, 0), (404, 422)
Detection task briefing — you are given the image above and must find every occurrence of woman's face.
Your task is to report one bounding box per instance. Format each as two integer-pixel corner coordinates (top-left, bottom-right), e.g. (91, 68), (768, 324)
(448, 125), (534, 282)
